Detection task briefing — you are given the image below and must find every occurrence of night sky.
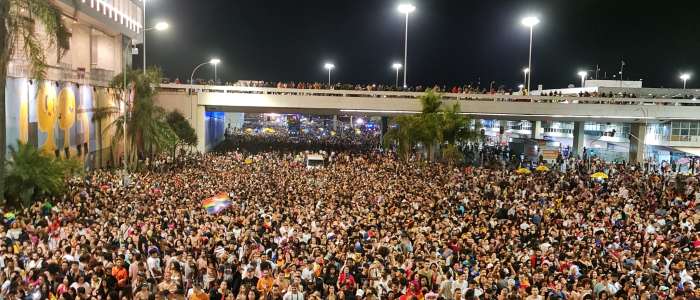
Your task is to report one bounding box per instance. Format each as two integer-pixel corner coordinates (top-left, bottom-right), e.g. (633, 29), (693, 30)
(141, 0), (700, 90)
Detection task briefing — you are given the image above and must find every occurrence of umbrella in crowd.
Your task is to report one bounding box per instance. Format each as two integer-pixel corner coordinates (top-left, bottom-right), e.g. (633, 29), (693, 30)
(516, 167), (532, 174)
(535, 165), (550, 172)
(591, 172), (609, 180)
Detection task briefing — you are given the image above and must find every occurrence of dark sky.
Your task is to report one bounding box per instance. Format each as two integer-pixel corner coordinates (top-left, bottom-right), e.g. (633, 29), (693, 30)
(141, 0), (700, 90)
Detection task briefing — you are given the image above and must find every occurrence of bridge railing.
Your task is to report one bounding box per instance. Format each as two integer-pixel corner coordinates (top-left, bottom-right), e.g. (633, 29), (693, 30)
(158, 83), (700, 106)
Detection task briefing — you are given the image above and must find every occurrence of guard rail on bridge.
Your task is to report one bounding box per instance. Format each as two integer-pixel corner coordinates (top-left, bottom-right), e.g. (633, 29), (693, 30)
(159, 83), (700, 107)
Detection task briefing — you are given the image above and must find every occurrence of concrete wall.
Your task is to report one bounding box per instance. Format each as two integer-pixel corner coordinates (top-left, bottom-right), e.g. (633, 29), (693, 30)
(196, 92), (700, 122)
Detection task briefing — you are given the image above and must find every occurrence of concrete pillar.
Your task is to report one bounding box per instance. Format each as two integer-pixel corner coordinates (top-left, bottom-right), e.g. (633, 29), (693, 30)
(333, 115), (338, 131)
(381, 116), (389, 145)
(195, 105), (206, 153)
(531, 120), (543, 140)
(629, 123), (646, 164)
(573, 122), (585, 156)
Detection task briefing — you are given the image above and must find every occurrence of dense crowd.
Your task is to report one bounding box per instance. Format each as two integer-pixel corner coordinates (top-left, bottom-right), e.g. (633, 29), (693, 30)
(1, 143), (699, 300)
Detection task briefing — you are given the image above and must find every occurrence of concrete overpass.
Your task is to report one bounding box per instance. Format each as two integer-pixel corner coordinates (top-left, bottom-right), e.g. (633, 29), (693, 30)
(154, 83), (700, 161)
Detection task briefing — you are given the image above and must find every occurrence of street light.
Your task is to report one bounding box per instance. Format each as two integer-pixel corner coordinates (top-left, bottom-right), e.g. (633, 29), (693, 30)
(392, 63), (403, 88)
(398, 3), (415, 88)
(324, 63), (335, 86)
(522, 68), (529, 91)
(578, 71), (588, 87)
(142, 21), (169, 74)
(190, 58), (222, 87)
(521, 16), (540, 94)
(680, 73), (691, 89)
(210, 58), (221, 83)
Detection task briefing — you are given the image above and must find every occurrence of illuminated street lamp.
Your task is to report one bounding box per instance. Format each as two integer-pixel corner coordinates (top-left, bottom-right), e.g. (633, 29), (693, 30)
(578, 71), (588, 87)
(398, 3), (416, 88)
(392, 63), (403, 88)
(210, 58), (221, 83)
(521, 16), (540, 94)
(190, 58), (222, 86)
(324, 63), (335, 86)
(680, 73), (691, 89)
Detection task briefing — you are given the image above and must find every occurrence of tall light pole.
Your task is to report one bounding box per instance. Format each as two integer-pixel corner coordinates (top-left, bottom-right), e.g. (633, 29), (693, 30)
(398, 3), (415, 88)
(521, 16), (540, 94)
(680, 73), (691, 90)
(190, 58), (222, 86)
(141, 0), (170, 74)
(324, 63), (335, 86)
(142, 21), (169, 74)
(392, 63), (403, 88)
(522, 68), (529, 91)
(578, 71), (588, 88)
(210, 58), (221, 83)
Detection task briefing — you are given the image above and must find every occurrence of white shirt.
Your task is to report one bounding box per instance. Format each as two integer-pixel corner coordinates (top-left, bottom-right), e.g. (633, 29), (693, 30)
(283, 291), (304, 300)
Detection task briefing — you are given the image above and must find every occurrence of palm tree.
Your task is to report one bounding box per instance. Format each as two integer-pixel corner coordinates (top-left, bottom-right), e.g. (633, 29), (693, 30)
(1, 0), (72, 203)
(441, 102), (478, 146)
(94, 68), (178, 169)
(383, 115), (419, 161)
(420, 88), (443, 114)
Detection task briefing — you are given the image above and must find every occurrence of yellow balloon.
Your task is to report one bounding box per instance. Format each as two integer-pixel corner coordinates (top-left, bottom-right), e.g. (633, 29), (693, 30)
(58, 87), (76, 149)
(36, 82), (58, 153)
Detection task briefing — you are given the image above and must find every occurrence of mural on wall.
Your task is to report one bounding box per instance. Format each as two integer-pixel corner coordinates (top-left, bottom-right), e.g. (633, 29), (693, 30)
(5, 77), (117, 165)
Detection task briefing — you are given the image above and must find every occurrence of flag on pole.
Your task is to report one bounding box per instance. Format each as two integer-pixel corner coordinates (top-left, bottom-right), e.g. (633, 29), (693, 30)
(202, 193), (233, 214)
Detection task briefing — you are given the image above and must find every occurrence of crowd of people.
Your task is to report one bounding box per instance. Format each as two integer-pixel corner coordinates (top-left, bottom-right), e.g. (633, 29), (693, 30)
(1, 137), (699, 300)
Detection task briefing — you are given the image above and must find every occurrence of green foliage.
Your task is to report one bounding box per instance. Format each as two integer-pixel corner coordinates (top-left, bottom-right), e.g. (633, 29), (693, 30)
(4, 142), (80, 208)
(385, 89), (478, 163)
(442, 144), (464, 165)
(166, 110), (198, 146)
(420, 89), (443, 114)
(6, 0), (72, 80)
(95, 68), (179, 167)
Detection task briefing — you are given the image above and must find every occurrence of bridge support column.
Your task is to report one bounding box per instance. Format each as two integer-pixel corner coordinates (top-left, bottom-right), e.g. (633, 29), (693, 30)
(573, 122), (585, 157)
(531, 121), (542, 140)
(195, 105), (206, 153)
(629, 123), (646, 165)
(381, 116), (389, 145)
(333, 115), (338, 131)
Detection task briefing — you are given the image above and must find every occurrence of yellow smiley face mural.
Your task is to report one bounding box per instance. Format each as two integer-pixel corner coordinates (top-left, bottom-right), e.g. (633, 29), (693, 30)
(58, 86), (76, 149)
(36, 82), (58, 154)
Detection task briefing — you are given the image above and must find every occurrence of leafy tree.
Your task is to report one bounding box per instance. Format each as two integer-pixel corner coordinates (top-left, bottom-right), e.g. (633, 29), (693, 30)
(4, 142), (80, 208)
(441, 102), (478, 146)
(0, 0), (71, 203)
(383, 116), (420, 161)
(94, 68), (178, 168)
(385, 89), (478, 164)
(166, 110), (197, 156)
(166, 110), (197, 147)
(420, 89), (443, 114)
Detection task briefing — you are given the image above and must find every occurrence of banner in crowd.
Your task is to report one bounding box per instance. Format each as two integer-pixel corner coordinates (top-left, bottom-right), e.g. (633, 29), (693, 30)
(201, 192), (232, 214)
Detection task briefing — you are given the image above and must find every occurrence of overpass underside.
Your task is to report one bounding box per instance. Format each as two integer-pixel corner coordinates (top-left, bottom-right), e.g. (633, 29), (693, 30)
(154, 84), (700, 160)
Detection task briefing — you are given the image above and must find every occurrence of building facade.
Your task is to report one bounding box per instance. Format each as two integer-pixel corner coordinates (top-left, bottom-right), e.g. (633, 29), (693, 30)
(5, 0), (143, 168)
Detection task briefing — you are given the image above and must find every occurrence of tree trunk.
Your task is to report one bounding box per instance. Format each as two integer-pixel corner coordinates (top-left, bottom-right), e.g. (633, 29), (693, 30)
(0, 0), (11, 203)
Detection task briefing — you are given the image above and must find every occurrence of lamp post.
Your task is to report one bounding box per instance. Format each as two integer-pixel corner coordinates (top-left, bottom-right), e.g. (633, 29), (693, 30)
(521, 16), (540, 94)
(578, 71), (588, 88)
(680, 73), (691, 90)
(522, 68), (529, 91)
(190, 58), (222, 86)
(141, 0), (169, 74)
(141, 21), (168, 74)
(398, 3), (415, 88)
(210, 58), (221, 83)
(324, 63), (335, 86)
(392, 63), (403, 88)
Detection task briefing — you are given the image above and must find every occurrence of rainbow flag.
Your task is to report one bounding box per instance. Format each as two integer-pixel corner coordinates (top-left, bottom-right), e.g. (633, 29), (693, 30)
(202, 193), (232, 214)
